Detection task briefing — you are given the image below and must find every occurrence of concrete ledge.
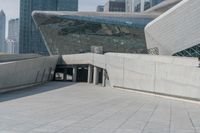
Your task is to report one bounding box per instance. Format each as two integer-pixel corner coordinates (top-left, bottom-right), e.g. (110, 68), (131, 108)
(114, 86), (200, 102)
(0, 82), (46, 94)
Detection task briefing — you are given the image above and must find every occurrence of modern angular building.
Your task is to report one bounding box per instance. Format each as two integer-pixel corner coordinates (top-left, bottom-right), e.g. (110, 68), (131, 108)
(32, 12), (158, 55)
(8, 18), (19, 53)
(32, 0), (178, 56)
(145, 0), (200, 57)
(19, 0), (78, 55)
(29, 0), (200, 101)
(125, 0), (133, 12)
(0, 10), (6, 52)
(104, 0), (126, 12)
(3, 0), (200, 108)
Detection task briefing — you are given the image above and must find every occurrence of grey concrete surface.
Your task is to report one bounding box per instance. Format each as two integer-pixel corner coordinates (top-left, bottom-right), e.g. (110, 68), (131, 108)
(0, 56), (58, 92)
(61, 53), (200, 100)
(0, 82), (200, 133)
(0, 54), (42, 63)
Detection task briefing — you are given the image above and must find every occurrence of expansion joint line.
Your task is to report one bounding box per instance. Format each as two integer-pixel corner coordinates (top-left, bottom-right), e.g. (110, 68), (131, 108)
(86, 99), (145, 132)
(153, 61), (157, 93)
(111, 102), (146, 133)
(141, 101), (160, 133)
(169, 102), (172, 133)
(122, 57), (125, 87)
(184, 103), (198, 133)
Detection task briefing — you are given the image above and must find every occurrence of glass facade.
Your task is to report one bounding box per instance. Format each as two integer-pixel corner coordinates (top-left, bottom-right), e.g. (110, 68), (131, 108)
(173, 44), (200, 57)
(104, 0), (126, 12)
(144, 0), (151, 11)
(57, 0), (78, 11)
(19, 0), (78, 55)
(134, 0), (141, 12)
(96, 5), (104, 12)
(151, 0), (164, 7)
(109, 1), (126, 12)
(134, 0), (163, 12)
(33, 13), (154, 55)
(0, 10), (6, 52)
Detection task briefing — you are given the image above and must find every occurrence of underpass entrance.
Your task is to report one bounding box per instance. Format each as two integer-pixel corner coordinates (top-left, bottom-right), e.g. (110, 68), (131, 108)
(54, 64), (108, 87)
(54, 65), (88, 82)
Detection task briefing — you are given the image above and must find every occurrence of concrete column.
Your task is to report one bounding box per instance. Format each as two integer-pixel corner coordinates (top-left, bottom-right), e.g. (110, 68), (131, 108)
(102, 69), (106, 87)
(141, 0), (145, 12)
(87, 65), (93, 83)
(63, 69), (67, 81)
(72, 66), (77, 82)
(93, 66), (99, 85)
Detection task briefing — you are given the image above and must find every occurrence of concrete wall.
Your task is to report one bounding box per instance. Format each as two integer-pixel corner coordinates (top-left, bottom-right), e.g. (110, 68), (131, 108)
(0, 56), (58, 92)
(145, 0), (200, 55)
(106, 53), (200, 100)
(61, 53), (200, 100)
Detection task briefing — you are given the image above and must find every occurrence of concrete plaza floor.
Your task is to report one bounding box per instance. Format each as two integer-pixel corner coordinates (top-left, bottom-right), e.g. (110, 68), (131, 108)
(0, 82), (200, 133)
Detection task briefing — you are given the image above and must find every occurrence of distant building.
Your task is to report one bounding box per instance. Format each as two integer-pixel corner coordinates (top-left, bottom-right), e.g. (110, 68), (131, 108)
(151, 0), (164, 6)
(0, 10), (6, 52)
(5, 39), (15, 54)
(8, 18), (19, 53)
(57, 0), (78, 11)
(104, 0), (126, 12)
(144, 0), (151, 11)
(19, 0), (79, 55)
(96, 5), (104, 12)
(126, 0), (133, 12)
(126, 0), (163, 13)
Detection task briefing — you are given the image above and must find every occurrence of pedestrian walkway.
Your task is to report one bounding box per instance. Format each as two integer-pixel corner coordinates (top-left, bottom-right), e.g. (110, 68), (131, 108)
(0, 82), (199, 133)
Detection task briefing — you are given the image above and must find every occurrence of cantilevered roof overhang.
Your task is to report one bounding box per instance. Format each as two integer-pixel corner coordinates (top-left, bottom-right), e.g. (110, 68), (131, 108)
(32, 11), (159, 55)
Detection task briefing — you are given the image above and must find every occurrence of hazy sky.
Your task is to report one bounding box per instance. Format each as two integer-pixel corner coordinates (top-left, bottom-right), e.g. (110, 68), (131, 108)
(0, 0), (107, 37)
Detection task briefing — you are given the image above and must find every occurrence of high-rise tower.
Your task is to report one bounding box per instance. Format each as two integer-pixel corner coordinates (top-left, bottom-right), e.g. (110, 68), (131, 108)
(19, 0), (78, 55)
(104, 0), (126, 12)
(125, 0), (163, 12)
(0, 10), (6, 52)
(7, 18), (19, 53)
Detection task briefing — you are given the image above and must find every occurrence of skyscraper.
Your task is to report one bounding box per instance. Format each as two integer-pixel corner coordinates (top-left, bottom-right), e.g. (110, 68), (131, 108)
(96, 5), (104, 12)
(126, 0), (163, 12)
(0, 10), (6, 52)
(104, 0), (126, 12)
(7, 18), (19, 53)
(19, 0), (78, 55)
(57, 0), (78, 11)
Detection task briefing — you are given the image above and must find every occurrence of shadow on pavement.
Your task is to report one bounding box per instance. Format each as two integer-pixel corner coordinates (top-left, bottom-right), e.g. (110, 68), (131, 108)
(0, 81), (75, 102)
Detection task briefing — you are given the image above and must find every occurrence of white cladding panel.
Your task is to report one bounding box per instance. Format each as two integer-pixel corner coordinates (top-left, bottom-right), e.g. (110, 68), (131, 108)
(145, 0), (200, 55)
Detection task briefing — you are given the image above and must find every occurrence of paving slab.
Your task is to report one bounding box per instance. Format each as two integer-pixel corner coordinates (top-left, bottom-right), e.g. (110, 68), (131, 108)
(0, 82), (200, 133)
